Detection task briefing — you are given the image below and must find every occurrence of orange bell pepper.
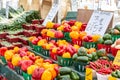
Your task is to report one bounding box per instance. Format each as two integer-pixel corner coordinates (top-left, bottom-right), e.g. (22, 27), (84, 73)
(71, 26), (79, 31)
(92, 34), (101, 42)
(28, 36), (36, 42)
(13, 46), (20, 53)
(41, 29), (48, 36)
(70, 31), (79, 39)
(79, 31), (87, 39)
(87, 48), (96, 54)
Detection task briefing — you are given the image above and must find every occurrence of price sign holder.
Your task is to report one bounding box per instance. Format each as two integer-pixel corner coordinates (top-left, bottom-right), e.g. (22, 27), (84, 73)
(0, 0), (2, 10)
(70, 0), (80, 11)
(6, 1), (10, 19)
(85, 10), (113, 36)
(113, 50), (120, 66)
(85, 68), (92, 80)
(42, 0), (59, 26)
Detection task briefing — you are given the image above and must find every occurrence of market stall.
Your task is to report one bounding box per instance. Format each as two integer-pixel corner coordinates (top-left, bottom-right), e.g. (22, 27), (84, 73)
(0, 0), (120, 80)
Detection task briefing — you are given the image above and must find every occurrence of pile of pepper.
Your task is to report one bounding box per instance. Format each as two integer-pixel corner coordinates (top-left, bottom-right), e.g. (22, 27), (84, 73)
(0, 47), (61, 80)
(86, 59), (120, 75)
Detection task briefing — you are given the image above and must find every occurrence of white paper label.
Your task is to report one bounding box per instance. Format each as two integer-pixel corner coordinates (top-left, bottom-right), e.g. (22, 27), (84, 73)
(42, 0), (59, 26)
(85, 10), (113, 36)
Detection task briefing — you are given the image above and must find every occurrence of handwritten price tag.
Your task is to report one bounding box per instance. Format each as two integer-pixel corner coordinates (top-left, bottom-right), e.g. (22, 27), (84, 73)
(85, 10), (113, 36)
(85, 68), (92, 80)
(113, 50), (120, 66)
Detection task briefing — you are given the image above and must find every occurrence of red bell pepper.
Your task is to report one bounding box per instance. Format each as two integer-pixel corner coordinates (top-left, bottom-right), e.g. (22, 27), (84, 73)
(44, 59), (53, 64)
(0, 47), (7, 56)
(21, 60), (33, 71)
(32, 68), (45, 79)
(50, 51), (57, 60)
(29, 54), (36, 62)
(68, 20), (76, 26)
(64, 25), (72, 32)
(19, 50), (27, 57)
(20, 47), (28, 52)
(53, 23), (60, 29)
(7, 61), (14, 70)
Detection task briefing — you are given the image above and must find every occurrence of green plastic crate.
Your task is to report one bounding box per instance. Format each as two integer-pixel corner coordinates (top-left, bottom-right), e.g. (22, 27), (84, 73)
(15, 66), (23, 75)
(83, 42), (97, 49)
(0, 63), (24, 80)
(111, 34), (120, 42)
(0, 56), (7, 64)
(33, 45), (42, 53)
(57, 56), (73, 67)
(22, 72), (31, 80)
(74, 61), (88, 72)
(28, 41), (34, 49)
(41, 48), (50, 57)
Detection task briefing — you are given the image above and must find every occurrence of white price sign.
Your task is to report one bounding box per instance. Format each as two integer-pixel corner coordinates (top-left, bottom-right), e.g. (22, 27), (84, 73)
(85, 10), (113, 36)
(42, 0), (59, 26)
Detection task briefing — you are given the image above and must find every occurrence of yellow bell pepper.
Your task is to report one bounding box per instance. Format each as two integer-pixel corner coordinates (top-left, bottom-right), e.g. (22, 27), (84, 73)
(46, 30), (55, 38)
(46, 21), (54, 28)
(52, 48), (57, 53)
(22, 56), (30, 60)
(12, 54), (21, 66)
(41, 69), (52, 80)
(4, 50), (14, 61)
(73, 44), (80, 51)
(47, 68), (57, 79)
(46, 43), (54, 50)
(62, 52), (71, 58)
(35, 58), (44, 67)
(75, 22), (82, 30)
(57, 25), (64, 31)
(37, 39), (47, 46)
(43, 63), (54, 69)
(27, 65), (38, 75)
